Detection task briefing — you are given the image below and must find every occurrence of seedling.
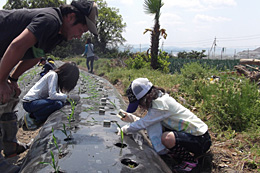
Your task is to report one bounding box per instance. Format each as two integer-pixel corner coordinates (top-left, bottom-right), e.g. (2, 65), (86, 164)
(128, 164), (135, 168)
(108, 99), (117, 109)
(60, 123), (71, 140)
(39, 151), (60, 173)
(59, 110), (72, 128)
(52, 128), (62, 155)
(83, 107), (94, 111)
(115, 122), (124, 146)
(67, 98), (76, 120)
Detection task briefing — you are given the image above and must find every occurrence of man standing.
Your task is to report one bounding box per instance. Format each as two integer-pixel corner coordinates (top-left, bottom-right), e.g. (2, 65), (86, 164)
(0, 0), (98, 172)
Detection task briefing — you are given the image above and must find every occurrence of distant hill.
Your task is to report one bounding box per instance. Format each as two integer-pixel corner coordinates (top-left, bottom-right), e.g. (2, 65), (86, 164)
(120, 44), (246, 56)
(254, 47), (260, 52)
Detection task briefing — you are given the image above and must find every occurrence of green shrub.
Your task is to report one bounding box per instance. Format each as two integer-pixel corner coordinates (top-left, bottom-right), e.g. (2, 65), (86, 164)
(177, 63), (260, 132)
(125, 53), (150, 70)
(124, 51), (170, 73)
(157, 51), (170, 73)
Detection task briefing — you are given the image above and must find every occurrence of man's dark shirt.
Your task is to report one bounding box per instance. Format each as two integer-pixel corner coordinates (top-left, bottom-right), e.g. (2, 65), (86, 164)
(0, 7), (65, 59)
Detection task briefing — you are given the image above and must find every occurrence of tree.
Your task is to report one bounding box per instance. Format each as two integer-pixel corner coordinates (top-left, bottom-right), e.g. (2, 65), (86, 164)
(93, 0), (126, 53)
(3, 0), (64, 9)
(143, 0), (165, 70)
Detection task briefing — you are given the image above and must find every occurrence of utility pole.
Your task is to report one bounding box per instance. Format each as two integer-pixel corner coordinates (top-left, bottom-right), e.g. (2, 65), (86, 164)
(221, 47), (225, 60)
(209, 37), (217, 59)
(161, 41), (164, 52)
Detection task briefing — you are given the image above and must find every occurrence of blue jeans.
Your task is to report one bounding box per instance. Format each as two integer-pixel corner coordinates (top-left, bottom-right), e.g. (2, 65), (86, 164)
(23, 99), (64, 123)
(86, 56), (94, 73)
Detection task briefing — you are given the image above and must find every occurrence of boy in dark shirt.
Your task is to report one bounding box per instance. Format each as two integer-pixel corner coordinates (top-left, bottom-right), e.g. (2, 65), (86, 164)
(0, 1), (98, 172)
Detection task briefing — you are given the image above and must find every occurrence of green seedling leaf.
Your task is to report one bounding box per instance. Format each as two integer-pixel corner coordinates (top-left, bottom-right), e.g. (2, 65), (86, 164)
(52, 128), (61, 154)
(115, 122), (124, 145)
(61, 123), (68, 138)
(108, 99), (117, 109)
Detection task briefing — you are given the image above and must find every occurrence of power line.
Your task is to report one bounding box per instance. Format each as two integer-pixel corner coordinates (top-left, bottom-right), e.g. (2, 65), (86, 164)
(163, 34), (260, 48)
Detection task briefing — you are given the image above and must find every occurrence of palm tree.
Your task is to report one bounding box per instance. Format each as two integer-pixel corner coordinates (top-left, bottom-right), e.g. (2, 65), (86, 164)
(143, 0), (165, 70)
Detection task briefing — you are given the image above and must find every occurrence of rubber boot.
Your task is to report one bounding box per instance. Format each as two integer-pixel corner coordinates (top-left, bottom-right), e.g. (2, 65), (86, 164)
(0, 112), (29, 158)
(0, 130), (20, 173)
(0, 153), (20, 173)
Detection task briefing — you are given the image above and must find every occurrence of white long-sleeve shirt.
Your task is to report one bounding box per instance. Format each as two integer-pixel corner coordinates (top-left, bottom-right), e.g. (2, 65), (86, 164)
(125, 93), (208, 135)
(23, 70), (67, 102)
(122, 93), (208, 152)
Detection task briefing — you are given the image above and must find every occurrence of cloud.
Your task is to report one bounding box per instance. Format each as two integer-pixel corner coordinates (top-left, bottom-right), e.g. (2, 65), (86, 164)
(161, 13), (184, 26)
(201, 0), (237, 7)
(107, 0), (134, 6)
(163, 0), (237, 11)
(163, 0), (203, 9)
(135, 20), (149, 26)
(193, 14), (231, 23)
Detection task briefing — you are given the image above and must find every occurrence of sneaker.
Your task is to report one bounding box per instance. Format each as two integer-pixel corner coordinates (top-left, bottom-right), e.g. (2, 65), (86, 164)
(24, 113), (38, 130)
(173, 161), (197, 172)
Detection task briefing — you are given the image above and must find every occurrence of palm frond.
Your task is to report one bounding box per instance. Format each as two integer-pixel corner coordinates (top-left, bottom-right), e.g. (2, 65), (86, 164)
(143, 0), (164, 19)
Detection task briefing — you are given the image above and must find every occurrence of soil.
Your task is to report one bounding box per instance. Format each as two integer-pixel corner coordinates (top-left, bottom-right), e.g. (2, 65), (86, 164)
(9, 68), (259, 173)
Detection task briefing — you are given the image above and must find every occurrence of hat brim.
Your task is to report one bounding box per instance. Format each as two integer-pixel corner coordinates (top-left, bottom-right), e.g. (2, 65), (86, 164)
(126, 100), (139, 113)
(85, 16), (98, 35)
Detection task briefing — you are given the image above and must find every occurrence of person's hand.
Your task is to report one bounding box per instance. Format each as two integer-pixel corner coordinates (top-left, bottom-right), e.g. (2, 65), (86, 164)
(66, 94), (80, 105)
(68, 94), (80, 103)
(0, 81), (13, 104)
(117, 124), (129, 135)
(121, 113), (138, 122)
(9, 81), (21, 98)
(117, 109), (139, 122)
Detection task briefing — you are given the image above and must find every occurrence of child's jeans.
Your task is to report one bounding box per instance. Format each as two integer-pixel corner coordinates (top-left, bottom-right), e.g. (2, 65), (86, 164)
(23, 99), (64, 123)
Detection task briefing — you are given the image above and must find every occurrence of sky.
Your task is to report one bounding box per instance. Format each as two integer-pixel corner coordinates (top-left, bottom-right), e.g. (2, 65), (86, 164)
(1, 0), (260, 52)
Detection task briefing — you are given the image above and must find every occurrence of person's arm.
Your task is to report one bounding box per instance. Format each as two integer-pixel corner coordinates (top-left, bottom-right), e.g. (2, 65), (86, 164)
(0, 28), (37, 103)
(47, 72), (67, 102)
(123, 108), (172, 134)
(83, 44), (88, 55)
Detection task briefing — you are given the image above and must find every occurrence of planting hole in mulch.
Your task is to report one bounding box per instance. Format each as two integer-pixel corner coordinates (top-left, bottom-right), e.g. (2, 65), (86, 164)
(121, 158), (139, 168)
(114, 142), (127, 148)
(64, 137), (74, 141)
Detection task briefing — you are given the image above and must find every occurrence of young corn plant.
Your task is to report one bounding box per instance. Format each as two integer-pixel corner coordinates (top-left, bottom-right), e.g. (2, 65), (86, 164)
(52, 128), (62, 155)
(67, 98), (76, 120)
(108, 99), (117, 109)
(39, 151), (60, 173)
(60, 123), (71, 140)
(115, 122), (124, 146)
(59, 110), (72, 128)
